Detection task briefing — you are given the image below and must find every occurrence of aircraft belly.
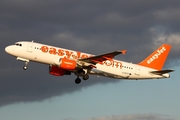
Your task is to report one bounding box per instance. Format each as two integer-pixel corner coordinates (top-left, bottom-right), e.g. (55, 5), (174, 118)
(18, 50), (56, 65)
(91, 64), (125, 79)
(90, 68), (124, 79)
(92, 64), (165, 80)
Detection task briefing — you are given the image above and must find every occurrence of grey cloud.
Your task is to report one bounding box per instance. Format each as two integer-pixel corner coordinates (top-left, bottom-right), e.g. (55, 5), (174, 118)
(1, 0), (180, 106)
(85, 114), (175, 120)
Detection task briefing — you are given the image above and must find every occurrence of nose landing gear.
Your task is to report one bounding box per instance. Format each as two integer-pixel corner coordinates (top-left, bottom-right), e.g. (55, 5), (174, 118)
(23, 61), (29, 70)
(16, 57), (29, 70)
(23, 66), (28, 70)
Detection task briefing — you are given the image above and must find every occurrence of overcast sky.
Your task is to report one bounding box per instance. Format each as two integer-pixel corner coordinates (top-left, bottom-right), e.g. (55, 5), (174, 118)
(0, 0), (180, 120)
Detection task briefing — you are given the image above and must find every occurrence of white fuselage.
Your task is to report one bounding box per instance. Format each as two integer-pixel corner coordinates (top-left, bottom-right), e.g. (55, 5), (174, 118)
(5, 41), (170, 80)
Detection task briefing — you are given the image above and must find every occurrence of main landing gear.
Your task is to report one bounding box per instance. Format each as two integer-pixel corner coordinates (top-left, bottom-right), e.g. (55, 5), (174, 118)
(75, 74), (89, 84)
(75, 77), (81, 84)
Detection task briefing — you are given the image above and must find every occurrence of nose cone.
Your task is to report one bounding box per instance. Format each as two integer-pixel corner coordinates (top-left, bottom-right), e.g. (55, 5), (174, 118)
(5, 46), (10, 53)
(5, 46), (14, 55)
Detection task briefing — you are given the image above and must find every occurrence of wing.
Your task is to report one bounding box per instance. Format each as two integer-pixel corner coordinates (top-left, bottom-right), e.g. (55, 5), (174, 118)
(77, 50), (126, 68)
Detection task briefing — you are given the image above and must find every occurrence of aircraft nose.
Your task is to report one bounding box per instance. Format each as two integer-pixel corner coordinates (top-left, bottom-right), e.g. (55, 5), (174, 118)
(5, 46), (13, 54)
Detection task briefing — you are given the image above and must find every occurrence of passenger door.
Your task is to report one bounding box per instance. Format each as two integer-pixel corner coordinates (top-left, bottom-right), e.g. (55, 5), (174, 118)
(27, 42), (33, 52)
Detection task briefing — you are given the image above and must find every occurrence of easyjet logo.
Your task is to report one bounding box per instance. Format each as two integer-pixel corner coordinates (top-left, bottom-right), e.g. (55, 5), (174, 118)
(41, 46), (123, 69)
(41, 46), (90, 59)
(147, 47), (166, 64)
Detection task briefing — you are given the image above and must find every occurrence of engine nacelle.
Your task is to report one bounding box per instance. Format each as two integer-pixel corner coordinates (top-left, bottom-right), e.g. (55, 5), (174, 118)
(49, 65), (65, 76)
(54, 58), (77, 70)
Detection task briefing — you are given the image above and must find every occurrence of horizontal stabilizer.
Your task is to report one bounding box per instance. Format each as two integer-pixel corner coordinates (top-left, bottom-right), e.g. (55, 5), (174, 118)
(150, 69), (174, 75)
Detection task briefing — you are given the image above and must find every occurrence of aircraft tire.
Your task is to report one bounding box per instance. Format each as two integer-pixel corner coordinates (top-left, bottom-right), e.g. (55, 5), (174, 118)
(75, 77), (81, 84)
(82, 74), (89, 80)
(23, 66), (28, 70)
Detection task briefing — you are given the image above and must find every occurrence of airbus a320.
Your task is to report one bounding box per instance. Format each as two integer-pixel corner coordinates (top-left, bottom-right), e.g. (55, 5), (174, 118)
(5, 41), (174, 84)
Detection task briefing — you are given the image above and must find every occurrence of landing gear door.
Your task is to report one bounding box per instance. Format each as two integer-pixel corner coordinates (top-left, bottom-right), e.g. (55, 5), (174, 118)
(27, 41), (33, 52)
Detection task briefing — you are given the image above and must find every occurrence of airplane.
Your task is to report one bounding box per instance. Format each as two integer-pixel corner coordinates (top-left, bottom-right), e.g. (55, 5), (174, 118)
(5, 41), (174, 84)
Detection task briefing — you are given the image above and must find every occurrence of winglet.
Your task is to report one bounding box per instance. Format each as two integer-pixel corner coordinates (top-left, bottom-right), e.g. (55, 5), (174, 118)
(138, 44), (171, 70)
(121, 50), (126, 55)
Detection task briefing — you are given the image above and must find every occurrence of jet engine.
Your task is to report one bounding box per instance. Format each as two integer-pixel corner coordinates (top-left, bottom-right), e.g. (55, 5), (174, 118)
(53, 58), (77, 70)
(49, 65), (71, 76)
(49, 65), (65, 76)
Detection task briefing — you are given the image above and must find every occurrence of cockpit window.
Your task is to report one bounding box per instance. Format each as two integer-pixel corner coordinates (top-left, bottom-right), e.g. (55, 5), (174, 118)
(15, 43), (22, 46)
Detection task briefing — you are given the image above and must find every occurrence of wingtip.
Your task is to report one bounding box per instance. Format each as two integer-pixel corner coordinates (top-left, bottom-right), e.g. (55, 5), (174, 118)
(121, 50), (127, 55)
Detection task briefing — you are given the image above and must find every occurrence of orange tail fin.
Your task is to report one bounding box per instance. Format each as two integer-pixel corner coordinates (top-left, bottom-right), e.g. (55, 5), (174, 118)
(138, 44), (171, 70)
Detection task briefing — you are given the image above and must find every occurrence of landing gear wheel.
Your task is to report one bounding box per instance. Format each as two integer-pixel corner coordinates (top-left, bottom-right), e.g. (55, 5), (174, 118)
(82, 74), (89, 80)
(23, 61), (29, 70)
(23, 66), (28, 70)
(75, 77), (81, 84)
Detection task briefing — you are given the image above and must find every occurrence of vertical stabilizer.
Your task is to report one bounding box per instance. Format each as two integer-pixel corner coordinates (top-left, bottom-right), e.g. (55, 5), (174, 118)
(138, 44), (171, 70)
